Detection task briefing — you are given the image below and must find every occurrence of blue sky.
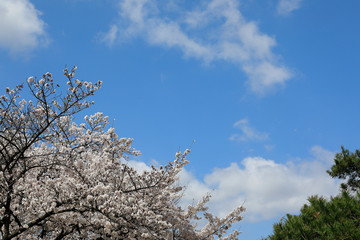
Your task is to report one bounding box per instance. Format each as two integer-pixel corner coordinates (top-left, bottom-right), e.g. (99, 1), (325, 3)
(1, 0), (360, 239)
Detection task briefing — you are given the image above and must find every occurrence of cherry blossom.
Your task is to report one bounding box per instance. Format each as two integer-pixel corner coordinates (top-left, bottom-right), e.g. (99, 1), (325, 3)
(0, 67), (244, 239)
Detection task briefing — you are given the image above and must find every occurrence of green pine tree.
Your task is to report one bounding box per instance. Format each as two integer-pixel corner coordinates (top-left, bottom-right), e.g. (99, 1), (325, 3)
(264, 192), (360, 240)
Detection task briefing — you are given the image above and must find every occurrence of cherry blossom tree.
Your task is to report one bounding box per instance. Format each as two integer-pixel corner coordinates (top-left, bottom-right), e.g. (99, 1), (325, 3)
(0, 67), (244, 240)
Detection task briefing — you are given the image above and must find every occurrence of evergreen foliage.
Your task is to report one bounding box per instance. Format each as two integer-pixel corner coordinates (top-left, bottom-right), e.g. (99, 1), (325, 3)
(264, 192), (360, 240)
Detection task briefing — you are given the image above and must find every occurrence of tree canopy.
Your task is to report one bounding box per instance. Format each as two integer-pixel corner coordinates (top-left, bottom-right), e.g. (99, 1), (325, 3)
(264, 192), (360, 240)
(0, 68), (244, 240)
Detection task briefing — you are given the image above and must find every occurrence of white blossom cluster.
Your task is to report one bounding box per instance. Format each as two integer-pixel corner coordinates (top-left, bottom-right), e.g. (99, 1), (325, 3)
(0, 68), (244, 239)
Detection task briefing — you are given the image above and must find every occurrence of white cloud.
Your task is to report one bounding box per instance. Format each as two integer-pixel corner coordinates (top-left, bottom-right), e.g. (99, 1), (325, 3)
(181, 146), (339, 222)
(277, 0), (303, 15)
(229, 118), (269, 142)
(0, 0), (48, 54)
(102, 0), (292, 94)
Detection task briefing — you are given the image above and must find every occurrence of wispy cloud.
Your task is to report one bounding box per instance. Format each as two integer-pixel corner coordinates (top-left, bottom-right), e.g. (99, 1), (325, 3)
(229, 118), (269, 142)
(101, 25), (119, 47)
(101, 0), (292, 95)
(277, 0), (303, 15)
(0, 0), (48, 54)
